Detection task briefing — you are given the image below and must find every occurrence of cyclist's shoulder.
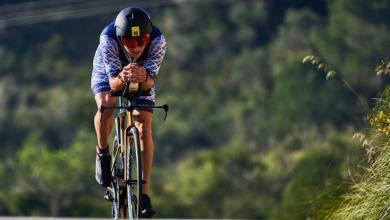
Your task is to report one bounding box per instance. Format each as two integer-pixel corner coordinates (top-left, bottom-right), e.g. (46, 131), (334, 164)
(98, 22), (120, 51)
(148, 25), (166, 50)
(100, 21), (118, 41)
(150, 25), (164, 41)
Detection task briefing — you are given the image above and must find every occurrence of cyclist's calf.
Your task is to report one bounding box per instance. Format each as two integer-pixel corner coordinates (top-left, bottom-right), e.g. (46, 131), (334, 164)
(94, 92), (117, 148)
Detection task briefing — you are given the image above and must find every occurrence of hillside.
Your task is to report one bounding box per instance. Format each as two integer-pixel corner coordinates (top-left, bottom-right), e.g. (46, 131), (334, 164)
(0, 0), (388, 218)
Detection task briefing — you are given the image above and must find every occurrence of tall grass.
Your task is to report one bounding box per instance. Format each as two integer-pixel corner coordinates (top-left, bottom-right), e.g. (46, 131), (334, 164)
(303, 56), (390, 219)
(326, 87), (390, 220)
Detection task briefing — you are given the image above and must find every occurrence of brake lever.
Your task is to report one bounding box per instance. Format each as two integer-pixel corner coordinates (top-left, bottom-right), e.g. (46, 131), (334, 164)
(163, 104), (169, 121)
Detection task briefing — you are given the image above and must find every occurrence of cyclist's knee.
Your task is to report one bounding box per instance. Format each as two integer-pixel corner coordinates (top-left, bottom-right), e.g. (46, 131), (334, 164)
(139, 125), (152, 142)
(136, 112), (153, 139)
(95, 92), (116, 107)
(95, 92), (115, 115)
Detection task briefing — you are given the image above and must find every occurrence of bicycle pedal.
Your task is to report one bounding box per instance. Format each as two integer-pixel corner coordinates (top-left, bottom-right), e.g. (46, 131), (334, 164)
(103, 190), (113, 202)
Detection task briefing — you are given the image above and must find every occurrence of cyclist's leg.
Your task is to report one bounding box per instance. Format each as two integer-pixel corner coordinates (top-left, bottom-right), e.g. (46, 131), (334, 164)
(93, 90), (116, 187)
(133, 92), (156, 217)
(134, 109), (155, 217)
(94, 91), (116, 150)
(134, 109), (154, 194)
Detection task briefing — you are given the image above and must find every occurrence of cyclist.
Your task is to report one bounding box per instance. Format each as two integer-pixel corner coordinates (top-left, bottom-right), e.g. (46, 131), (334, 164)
(91, 7), (166, 217)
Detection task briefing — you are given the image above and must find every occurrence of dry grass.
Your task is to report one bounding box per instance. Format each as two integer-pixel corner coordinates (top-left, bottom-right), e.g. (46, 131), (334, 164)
(327, 87), (390, 220)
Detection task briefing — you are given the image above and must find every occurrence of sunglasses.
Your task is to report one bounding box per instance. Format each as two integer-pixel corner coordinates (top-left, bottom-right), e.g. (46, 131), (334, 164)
(121, 34), (150, 47)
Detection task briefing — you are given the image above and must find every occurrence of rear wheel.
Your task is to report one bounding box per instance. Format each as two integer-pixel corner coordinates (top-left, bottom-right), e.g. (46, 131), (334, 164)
(127, 127), (143, 219)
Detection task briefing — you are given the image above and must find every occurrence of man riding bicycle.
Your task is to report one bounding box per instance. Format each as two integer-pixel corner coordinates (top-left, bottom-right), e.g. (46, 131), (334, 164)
(90, 7), (166, 217)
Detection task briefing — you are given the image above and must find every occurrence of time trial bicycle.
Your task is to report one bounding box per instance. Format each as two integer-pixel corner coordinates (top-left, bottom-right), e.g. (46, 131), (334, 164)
(100, 82), (168, 219)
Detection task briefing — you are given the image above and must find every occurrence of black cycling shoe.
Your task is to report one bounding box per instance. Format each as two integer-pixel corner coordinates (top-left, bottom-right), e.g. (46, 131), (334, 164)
(141, 193), (155, 218)
(95, 153), (111, 187)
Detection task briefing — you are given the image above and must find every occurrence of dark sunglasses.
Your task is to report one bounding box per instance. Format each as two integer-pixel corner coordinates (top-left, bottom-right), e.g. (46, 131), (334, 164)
(121, 34), (150, 47)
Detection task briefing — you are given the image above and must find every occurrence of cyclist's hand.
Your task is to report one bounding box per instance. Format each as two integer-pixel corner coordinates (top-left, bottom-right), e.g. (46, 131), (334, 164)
(118, 68), (132, 83)
(123, 63), (147, 83)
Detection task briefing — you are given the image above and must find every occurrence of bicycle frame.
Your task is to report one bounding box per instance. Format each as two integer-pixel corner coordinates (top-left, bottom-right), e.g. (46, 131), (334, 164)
(115, 96), (135, 182)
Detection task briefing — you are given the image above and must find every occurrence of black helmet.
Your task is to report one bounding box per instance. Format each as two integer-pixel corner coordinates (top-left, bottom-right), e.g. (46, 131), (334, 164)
(115, 7), (152, 37)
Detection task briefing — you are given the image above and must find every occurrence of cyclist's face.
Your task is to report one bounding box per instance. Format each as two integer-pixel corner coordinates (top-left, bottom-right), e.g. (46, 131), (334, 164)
(120, 34), (150, 58)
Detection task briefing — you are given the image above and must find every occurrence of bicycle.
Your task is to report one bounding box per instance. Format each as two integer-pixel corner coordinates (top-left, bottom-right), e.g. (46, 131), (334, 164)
(100, 82), (168, 219)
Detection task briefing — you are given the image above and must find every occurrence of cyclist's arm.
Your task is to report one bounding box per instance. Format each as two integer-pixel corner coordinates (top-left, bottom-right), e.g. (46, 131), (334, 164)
(99, 35), (125, 91)
(143, 35), (167, 80)
(141, 76), (153, 91)
(109, 66), (154, 91)
(109, 74), (126, 91)
(119, 35), (166, 91)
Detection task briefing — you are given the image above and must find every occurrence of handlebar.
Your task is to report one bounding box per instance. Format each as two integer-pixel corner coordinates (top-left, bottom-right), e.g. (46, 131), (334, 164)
(99, 104), (169, 121)
(99, 82), (169, 121)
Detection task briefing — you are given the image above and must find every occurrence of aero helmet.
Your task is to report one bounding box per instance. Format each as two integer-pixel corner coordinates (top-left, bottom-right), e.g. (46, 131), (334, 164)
(115, 7), (152, 38)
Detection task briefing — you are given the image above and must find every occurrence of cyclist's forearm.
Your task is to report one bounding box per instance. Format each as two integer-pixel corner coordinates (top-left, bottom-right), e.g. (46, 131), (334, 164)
(109, 76), (125, 91)
(141, 77), (154, 91)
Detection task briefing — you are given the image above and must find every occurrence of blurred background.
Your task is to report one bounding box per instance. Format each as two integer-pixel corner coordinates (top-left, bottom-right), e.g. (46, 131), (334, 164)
(0, 0), (389, 219)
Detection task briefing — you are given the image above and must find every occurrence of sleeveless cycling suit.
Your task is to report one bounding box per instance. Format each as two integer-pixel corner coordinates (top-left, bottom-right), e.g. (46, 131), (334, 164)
(91, 22), (166, 107)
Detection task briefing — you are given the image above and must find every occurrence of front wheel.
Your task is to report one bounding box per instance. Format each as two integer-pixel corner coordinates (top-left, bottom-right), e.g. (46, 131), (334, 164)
(127, 126), (143, 219)
(111, 138), (127, 219)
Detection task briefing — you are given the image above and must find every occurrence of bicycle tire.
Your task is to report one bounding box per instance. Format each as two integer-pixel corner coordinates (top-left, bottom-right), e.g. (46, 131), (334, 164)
(127, 126), (143, 219)
(111, 138), (127, 219)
